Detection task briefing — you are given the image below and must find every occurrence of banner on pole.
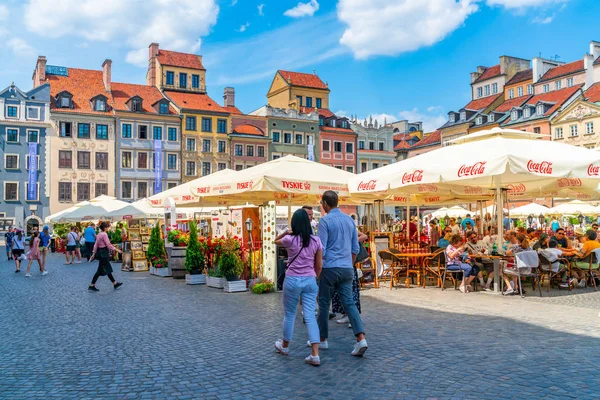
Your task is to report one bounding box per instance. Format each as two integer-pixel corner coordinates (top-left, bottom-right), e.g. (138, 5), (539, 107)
(154, 139), (162, 194)
(27, 143), (38, 201)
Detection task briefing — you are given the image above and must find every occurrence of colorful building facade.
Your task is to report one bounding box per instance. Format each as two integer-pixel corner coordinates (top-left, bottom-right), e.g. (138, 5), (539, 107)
(352, 117), (395, 173)
(229, 104), (269, 170)
(550, 83), (600, 148)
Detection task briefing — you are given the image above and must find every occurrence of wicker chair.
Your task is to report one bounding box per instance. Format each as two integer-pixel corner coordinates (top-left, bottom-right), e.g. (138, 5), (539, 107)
(422, 248), (446, 288)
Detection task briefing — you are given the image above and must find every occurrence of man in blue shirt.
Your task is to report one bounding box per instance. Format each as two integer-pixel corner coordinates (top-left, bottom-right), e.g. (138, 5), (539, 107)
(83, 223), (97, 261)
(39, 226), (52, 270)
(317, 191), (368, 357)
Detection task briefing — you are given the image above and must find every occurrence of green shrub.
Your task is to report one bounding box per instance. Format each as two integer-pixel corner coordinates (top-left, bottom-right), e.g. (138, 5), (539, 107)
(185, 221), (205, 272)
(147, 224), (167, 267)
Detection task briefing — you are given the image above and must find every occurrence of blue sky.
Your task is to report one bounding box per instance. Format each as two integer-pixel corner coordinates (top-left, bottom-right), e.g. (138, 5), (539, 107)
(1, 0), (599, 131)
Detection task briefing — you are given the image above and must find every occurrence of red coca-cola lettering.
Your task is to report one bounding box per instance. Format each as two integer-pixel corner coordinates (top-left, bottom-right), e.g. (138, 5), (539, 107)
(457, 161), (486, 177)
(527, 160), (553, 174)
(401, 170), (424, 184)
(196, 186), (210, 194)
(507, 183), (526, 194)
(356, 180), (377, 191)
(557, 178), (582, 188)
(587, 163), (600, 176)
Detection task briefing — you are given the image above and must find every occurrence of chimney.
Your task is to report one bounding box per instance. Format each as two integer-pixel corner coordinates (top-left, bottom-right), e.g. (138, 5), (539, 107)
(147, 42), (159, 86)
(223, 87), (235, 107)
(470, 72), (481, 83)
(590, 41), (600, 60)
(102, 59), (112, 92)
(33, 55), (47, 88)
(584, 53), (595, 90)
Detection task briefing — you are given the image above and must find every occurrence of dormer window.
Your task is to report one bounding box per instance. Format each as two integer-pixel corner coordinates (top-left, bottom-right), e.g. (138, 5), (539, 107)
(476, 116), (482, 125)
(56, 91), (73, 109)
(319, 117), (324, 126)
(489, 114), (495, 122)
(449, 113), (455, 123)
(524, 108), (530, 118)
(159, 102), (169, 114)
(91, 95), (108, 112)
(459, 111), (466, 121)
(511, 110), (518, 121)
(132, 99), (141, 112)
(330, 119), (336, 128)
(536, 104), (544, 115)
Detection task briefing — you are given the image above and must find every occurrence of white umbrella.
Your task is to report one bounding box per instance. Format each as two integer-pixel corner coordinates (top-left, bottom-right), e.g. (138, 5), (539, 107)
(53, 196), (130, 222)
(548, 200), (599, 216)
(510, 203), (550, 218)
(45, 201), (90, 223)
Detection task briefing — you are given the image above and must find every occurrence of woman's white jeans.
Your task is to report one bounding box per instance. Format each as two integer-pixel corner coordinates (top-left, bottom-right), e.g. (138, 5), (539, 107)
(282, 276), (320, 344)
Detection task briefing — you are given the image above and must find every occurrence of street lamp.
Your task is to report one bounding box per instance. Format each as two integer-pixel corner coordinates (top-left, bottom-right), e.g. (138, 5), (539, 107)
(538, 213), (545, 226)
(245, 217), (253, 280)
(444, 215), (450, 227)
(527, 214), (534, 226)
(578, 213), (585, 226)
(457, 216), (463, 225)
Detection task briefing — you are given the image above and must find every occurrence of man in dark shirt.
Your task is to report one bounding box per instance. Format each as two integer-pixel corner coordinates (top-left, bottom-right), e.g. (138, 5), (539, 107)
(550, 228), (570, 249)
(5, 227), (14, 260)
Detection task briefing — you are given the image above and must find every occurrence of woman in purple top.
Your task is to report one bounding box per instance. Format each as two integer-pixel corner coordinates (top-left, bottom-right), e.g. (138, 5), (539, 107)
(274, 209), (323, 366)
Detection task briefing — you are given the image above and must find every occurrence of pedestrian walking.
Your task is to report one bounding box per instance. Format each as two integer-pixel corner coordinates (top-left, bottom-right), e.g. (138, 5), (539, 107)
(65, 227), (78, 265)
(274, 209), (323, 366)
(11, 229), (25, 273)
(74, 227), (83, 263)
(88, 222), (123, 291)
(317, 190), (368, 357)
(83, 223), (97, 261)
(25, 232), (47, 277)
(39, 226), (51, 271)
(5, 226), (14, 261)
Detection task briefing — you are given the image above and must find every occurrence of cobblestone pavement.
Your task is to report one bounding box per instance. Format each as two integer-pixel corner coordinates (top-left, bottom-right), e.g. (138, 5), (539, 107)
(2, 252), (600, 399)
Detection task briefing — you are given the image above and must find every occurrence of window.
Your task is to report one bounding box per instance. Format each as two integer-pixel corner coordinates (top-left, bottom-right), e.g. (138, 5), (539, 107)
(138, 152), (148, 169)
(166, 71), (174, 85)
(358, 141), (365, 150)
(511, 110), (518, 121)
(186, 138), (196, 151)
(543, 84), (550, 93)
(316, 98), (322, 108)
(60, 122), (72, 137)
(77, 183), (90, 202)
(567, 77), (574, 87)
(489, 113), (495, 122)
(58, 182), (72, 202)
(555, 80), (562, 90)
(2, 182), (18, 201)
(95, 99), (106, 111)
(202, 162), (211, 176)
(159, 102), (169, 114)
(246, 145), (254, 157)
(5, 154), (18, 169)
(492, 83), (498, 94)
(77, 151), (91, 169)
(257, 146), (265, 157)
(26, 106), (40, 120)
(186, 161), (196, 176)
(341, 120), (348, 128)
(306, 97), (313, 107)
(122, 124), (132, 138)
(59, 95), (71, 108)
(153, 126), (162, 140)
(202, 139), (211, 152)
(202, 118), (212, 132)
(179, 72), (187, 89)
(533, 127), (541, 134)
(186, 116), (197, 131)
(218, 163), (226, 171)
(235, 164), (244, 171)
(527, 84), (533, 95)
(330, 119), (336, 128)
(334, 142), (342, 152)
(284, 133), (291, 144)
(192, 74), (200, 88)
(586, 122), (594, 134)
(95, 152), (108, 170)
(59, 151), (72, 168)
(25, 155), (39, 171)
(346, 142), (354, 153)
(361, 162), (367, 172)
(322, 140), (330, 151)
(167, 182), (177, 189)
(484, 85), (490, 96)
(272, 132), (280, 142)
(77, 123), (90, 138)
(121, 182), (132, 199)
(137, 182), (147, 199)
(6, 106), (17, 117)
(372, 163), (379, 169)
(217, 119), (227, 133)
(167, 154), (177, 170)
(524, 108), (530, 118)
(27, 130), (38, 143)
(570, 124), (578, 137)
(95, 183), (108, 197)
(460, 111), (466, 121)
(234, 144), (243, 156)
(295, 134), (303, 145)
(346, 166), (354, 173)
(369, 141), (375, 150)
(517, 86), (523, 97)
(477, 87), (483, 98)
(476, 116), (482, 125)
(5, 128), (18, 143)
(536, 104), (544, 115)
(508, 89), (514, 99)
(449, 114), (455, 123)
(218, 140), (226, 153)
(121, 151), (132, 168)
(379, 142), (385, 151)
(555, 127), (563, 139)
(296, 95), (303, 106)
(319, 118), (324, 126)
(272, 155), (280, 160)
(96, 124), (108, 140)
(138, 125), (148, 139)
(168, 127), (177, 141)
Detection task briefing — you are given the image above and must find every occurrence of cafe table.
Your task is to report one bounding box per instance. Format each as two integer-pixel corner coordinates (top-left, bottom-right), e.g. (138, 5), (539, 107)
(470, 254), (512, 293)
(393, 252), (433, 288)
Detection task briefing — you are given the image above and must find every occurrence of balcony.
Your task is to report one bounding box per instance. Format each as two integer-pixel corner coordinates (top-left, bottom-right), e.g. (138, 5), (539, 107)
(161, 83), (207, 94)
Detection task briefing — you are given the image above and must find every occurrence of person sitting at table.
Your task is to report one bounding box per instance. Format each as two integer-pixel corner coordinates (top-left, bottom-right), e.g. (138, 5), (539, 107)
(445, 234), (476, 293)
(461, 214), (475, 231)
(501, 233), (529, 295)
(570, 229), (600, 288)
(465, 230), (494, 291)
(437, 227), (452, 249)
(550, 228), (571, 250)
(526, 228), (536, 241)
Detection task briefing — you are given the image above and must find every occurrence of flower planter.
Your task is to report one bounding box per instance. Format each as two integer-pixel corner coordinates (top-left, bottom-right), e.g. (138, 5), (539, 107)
(168, 246), (187, 279)
(150, 266), (155, 275)
(223, 280), (247, 293)
(207, 276), (224, 289)
(155, 267), (172, 277)
(186, 273), (206, 285)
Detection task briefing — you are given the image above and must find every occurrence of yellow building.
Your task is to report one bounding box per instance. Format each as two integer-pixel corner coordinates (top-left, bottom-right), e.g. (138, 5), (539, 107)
(267, 70), (330, 109)
(550, 83), (600, 149)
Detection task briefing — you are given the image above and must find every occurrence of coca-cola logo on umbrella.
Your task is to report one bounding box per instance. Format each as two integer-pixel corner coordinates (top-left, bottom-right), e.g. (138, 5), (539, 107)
(401, 170), (424, 184)
(356, 180), (377, 191)
(417, 184), (438, 193)
(527, 160), (553, 174)
(507, 183), (526, 195)
(463, 186), (483, 195)
(587, 163), (600, 176)
(457, 161), (486, 177)
(557, 178), (582, 188)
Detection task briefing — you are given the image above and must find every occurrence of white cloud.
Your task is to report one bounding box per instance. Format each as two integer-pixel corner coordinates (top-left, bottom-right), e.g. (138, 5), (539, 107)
(7, 37), (36, 57)
(532, 14), (554, 23)
(397, 108), (446, 132)
(232, 0), (238, 5)
(238, 22), (250, 32)
(338, 0), (478, 59)
(284, 0), (319, 18)
(23, 0), (219, 67)
(258, 3), (265, 16)
(0, 4), (9, 20)
(486, 0), (567, 8)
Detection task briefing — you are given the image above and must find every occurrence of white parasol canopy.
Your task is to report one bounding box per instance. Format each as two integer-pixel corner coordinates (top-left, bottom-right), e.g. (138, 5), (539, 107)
(427, 205), (470, 219)
(47, 196), (130, 223)
(510, 203), (551, 218)
(548, 200), (599, 216)
(45, 201), (91, 223)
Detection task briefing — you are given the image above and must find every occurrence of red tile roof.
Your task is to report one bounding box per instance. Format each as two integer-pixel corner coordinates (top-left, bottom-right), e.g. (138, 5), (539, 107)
(233, 124), (264, 136)
(494, 94), (532, 112)
(157, 50), (204, 70)
(526, 84), (583, 115)
(299, 106), (334, 118)
(45, 68), (112, 115)
(393, 140), (411, 151)
(278, 70), (328, 90)
(538, 60), (584, 82)
(111, 83), (175, 114)
(320, 126), (355, 134)
(463, 93), (502, 111)
(410, 130), (441, 149)
(393, 133), (409, 141)
(473, 65), (501, 83)
(225, 105), (243, 115)
(164, 91), (227, 113)
(505, 69), (532, 86)
(584, 82), (600, 103)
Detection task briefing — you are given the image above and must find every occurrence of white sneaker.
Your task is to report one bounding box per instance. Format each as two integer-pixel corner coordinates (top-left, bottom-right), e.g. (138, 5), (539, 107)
(336, 315), (349, 324)
(503, 288), (514, 295)
(42, 271), (49, 276)
(25, 273), (31, 277)
(578, 279), (586, 288)
(351, 339), (368, 357)
(274, 340), (289, 355)
(483, 285), (491, 291)
(459, 285), (466, 293)
(307, 340), (328, 349)
(75, 261), (82, 264)
(304, 354), (320, 366)
(348, 323), (352, 329)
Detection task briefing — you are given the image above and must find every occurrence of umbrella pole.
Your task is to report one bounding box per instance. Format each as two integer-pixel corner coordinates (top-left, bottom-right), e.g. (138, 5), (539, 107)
(406, 204), (410, 241)
(288, 194), (292, 227)
(416, 204), (420, 238)
(479, 200), (484, 236)
(494, 185), (503, 293)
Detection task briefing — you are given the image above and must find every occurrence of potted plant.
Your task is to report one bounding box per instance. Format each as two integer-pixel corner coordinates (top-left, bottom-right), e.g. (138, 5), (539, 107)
(250, 276), (275, 294)
(147, 224), (171, 277)
(167, 229), (188, 279)
(111, 226), (123, 262)
(206, 265), (225, 289)
(185, 221), (207, 285)
(219, 236), (246, 293)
